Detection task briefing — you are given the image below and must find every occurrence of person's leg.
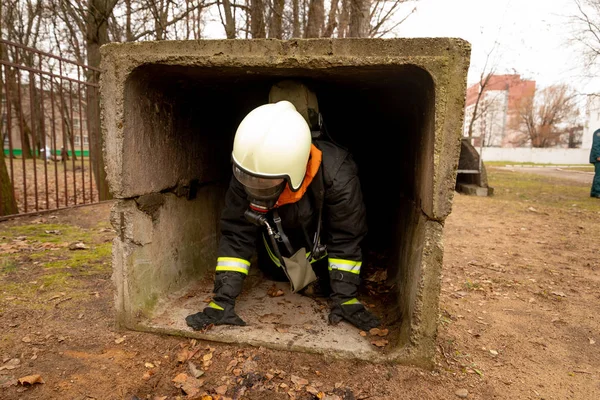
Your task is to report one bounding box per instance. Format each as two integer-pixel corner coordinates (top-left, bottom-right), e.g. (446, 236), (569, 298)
(592, 163), (600, 198)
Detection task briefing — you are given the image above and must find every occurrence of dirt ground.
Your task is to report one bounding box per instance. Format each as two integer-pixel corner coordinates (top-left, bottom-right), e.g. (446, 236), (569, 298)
(1, 167), (600, 400)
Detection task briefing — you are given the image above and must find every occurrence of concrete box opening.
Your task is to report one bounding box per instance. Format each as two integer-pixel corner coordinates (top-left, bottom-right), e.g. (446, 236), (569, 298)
(102, 39), (470, 366)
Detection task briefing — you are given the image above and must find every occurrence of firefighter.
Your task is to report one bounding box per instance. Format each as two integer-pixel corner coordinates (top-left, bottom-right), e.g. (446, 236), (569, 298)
(185, 81), (381, 332)
(591, 128), (600, 198)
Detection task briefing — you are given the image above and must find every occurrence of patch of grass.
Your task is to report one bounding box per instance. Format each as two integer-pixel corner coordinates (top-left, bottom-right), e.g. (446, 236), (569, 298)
(487, 169), (600, 212)
(43, 242), (111, 273)
(1, 259), (18, 273)
(0, 223), (91, 244)
(485, 161), (591, 167)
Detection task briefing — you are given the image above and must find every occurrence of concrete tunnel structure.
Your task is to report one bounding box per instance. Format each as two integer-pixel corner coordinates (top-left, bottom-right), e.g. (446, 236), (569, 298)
(101, 38), (471, 367)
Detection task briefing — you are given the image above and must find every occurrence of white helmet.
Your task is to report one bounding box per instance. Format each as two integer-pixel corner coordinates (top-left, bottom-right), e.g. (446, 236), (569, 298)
(232, 101), (312, 194)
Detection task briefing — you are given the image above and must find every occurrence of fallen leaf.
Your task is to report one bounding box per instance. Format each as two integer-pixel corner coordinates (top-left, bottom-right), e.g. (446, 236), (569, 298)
(145, 362), (155, 368)
(142, 370), (155, 380)
(552, 291), (567, 298)
(233, 368), (242, 377)
(215, 385), (228, 395)
(189, 362), (204, 378)
(371, 339), (388, 347)
(202, 353), (213, 362)
(369, 328), (389, 337)
(589, 338), (596, 345)
(291, 375), (309, 386)
(267, 285), (285, 297)
(359, 331), (367, 337)
(18, 375), (45, 385)
(114, 336), (126, 344)
(68, 241), (88, 250)
(21, 336), (32, 343)
(172, 373), (189, 384)
(177, 348), (190, 363)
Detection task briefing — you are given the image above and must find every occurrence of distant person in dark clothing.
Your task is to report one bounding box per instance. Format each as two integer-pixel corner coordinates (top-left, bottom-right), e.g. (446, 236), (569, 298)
(591, 128), (600, 198)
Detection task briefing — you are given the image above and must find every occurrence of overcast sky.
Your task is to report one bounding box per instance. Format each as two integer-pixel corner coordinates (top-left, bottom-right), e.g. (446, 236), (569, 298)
(394, 0), (592, 91)
(202, 0), (593, 93)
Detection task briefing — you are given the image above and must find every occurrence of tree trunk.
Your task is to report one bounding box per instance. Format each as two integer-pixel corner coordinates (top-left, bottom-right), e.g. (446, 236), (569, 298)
(322, 0), (339, 38)
(338, 0), (350, 38)
(0, 29), (19, 215)
(221, 0), (237, 39)
(349, 0), (370, 38)
(0, 149), (18, 216)
(86, 0), (113, 201)
(250, 0), (266, 38)
(268, 0), (284, 39)
(305, 0), (324, 38)
(292, 0), (300, 38)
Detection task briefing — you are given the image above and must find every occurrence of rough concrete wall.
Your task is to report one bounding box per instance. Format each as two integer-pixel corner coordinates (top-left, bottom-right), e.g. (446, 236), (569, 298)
(110, 186), (225, 324)
(101, 38), (471, 221)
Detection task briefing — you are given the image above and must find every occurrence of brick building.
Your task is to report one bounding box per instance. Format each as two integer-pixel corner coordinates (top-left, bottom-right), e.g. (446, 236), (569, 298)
(463, 74), (536, 147)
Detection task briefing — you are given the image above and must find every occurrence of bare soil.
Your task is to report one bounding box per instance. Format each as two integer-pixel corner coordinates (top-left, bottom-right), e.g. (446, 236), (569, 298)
(1, 167), (600, 400)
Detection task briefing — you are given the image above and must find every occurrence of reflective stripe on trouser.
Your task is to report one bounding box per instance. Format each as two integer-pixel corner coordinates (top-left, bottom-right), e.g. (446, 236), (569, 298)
(215, 257), (251, 275)
(328, 258), (361, 274)
(261, 234), (326, 267)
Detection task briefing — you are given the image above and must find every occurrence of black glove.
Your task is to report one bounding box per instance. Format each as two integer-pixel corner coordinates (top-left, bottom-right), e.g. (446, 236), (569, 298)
(328, 269), (381, 331)
(186, 271), (246, 330)
(328, 302), (380, 331)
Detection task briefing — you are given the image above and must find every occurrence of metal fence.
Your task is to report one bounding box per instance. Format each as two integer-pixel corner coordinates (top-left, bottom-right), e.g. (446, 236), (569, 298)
(0, 39), (100, 215)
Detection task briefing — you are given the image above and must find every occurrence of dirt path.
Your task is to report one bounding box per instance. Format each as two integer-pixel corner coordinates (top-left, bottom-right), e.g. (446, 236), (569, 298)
(1, 170), (600, 400)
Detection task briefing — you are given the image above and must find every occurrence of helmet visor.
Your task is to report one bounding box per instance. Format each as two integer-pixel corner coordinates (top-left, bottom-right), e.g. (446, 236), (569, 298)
(233, 165), (285, 199)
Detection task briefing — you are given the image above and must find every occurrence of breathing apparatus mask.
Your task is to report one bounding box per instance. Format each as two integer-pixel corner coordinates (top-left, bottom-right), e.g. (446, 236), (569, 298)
(232, 164), (286, 212)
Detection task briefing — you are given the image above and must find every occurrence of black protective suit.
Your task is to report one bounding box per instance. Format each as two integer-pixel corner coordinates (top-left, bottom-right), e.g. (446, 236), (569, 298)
(185, 139), (380, 331)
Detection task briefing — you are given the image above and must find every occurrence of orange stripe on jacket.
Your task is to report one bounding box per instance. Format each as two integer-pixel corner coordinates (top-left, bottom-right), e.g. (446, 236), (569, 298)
(275, 144), (322, 207)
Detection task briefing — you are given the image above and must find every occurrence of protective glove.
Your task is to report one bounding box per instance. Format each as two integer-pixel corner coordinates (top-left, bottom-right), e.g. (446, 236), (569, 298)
(328, 269), (381, 331)
(185, 271), (246, 330)
(328, 301), (381, 331)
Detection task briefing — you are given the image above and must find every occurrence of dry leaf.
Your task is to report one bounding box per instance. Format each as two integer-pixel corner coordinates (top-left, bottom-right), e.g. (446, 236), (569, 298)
(172, 373), (189, 384)
(359, 331), (367, 337)
(68, 241), (88, 250)
(233, 368), (242, 377)
(291, 375), (309, 386)
(202, 353), (213, 362)
(267, 285), (285, 297)
(145, 362), (155, 368)
(371, 339), (389, 347)
(189, 362), (204, 378)
(589, 338), (596, 345)
(114, 336), (126, 344)
(21, 336), (32, 343)
(18, 375), (45, 385)
(216, 385), (228, 395)
(368, 328), (388, 337)
(177, 348), (190, 363)
(142, 370), (155, 380)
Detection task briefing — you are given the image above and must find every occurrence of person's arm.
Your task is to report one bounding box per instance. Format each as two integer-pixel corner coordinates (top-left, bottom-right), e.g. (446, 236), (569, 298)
(215, 176), (259, 275)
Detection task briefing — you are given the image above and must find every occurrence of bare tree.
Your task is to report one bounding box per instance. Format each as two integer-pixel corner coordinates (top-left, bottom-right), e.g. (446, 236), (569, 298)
(511, 84), (580, 148)
(571, 1), (600, 76)
(0, 1), (19, 215)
